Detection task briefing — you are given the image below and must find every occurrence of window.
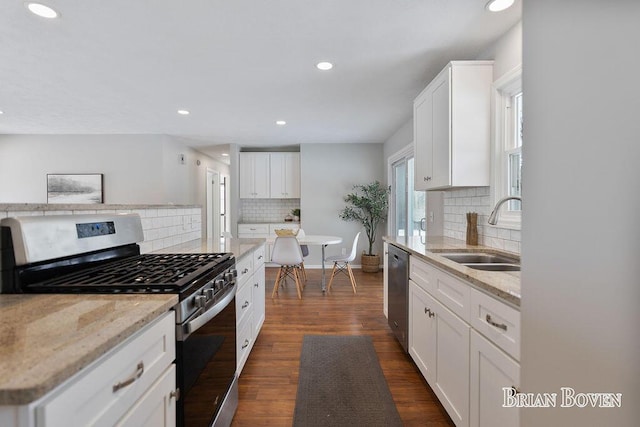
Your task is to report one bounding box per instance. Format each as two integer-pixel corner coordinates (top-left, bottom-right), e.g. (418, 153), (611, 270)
(389, 146), (426, 237)
(492, 65), (522, 228)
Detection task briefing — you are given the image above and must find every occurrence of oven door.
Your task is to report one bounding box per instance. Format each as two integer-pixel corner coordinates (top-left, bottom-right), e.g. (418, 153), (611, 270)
(176, 285), (237, 427)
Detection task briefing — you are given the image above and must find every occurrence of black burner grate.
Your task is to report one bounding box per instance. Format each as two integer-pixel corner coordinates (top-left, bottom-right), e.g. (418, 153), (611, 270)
(27, 253), (232, 292)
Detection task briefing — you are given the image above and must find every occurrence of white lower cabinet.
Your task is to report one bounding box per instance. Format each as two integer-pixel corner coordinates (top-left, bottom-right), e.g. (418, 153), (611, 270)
(236, 243), (266, 374)
(406, 253), (520, 427)
(410, 280), (469, 426)
(470, 330), (520, 427)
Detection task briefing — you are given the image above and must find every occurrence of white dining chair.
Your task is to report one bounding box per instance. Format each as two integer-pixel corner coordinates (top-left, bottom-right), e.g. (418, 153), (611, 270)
(270, 236), (305, 299)
(326, 232), (361, 294)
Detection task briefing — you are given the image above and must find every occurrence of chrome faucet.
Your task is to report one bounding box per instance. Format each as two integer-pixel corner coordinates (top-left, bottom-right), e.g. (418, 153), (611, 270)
(488, 196), (522, 225)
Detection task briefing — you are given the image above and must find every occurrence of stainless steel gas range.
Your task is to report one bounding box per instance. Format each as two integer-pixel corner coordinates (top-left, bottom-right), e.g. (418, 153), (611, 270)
(0, 213), (238, 427)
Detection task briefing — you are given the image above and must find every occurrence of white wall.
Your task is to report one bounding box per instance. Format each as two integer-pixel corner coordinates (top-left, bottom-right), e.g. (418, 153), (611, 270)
(522, 1), (639, 425)
(300, 143), (384, 266)
(0, 134), (229, 205)
(0, 134), (229, 238)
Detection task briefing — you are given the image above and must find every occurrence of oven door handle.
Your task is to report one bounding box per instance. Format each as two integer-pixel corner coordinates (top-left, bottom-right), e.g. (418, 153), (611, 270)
(183, 286), (236, 337)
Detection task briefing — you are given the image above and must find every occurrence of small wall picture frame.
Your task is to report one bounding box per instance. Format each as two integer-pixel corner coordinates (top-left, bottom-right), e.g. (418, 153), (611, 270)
(47, 174), (104, 204)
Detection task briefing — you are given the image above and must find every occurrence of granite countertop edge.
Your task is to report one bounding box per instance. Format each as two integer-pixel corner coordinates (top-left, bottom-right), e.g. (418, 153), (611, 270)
(383, 236), (521, 308)
(0, 294), (178, 405)
(0, 203), (201, 212)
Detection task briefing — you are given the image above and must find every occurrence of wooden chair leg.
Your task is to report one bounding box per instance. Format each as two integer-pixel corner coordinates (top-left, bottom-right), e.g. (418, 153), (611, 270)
(271, 266), (283, 298)
(293, 267), (303, 299)
(300, 262), (307, 282)
(346, 263), (357, 294)
(327, 262), (339, 292)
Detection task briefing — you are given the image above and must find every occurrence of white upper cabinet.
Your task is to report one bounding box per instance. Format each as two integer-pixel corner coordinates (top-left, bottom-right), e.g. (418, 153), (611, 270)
(269, 152), (300, 199)
(239, 152), (270, 198)
(239, 152), (300, 199)
(414, 61), (493, 190)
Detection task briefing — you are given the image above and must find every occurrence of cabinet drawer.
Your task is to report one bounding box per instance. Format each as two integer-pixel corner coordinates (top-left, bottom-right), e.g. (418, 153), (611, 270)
(470, 288), (520, 361)
(410, 257), (436, 294)
(253, 244), (266, 267)
(236, 314), (253, 374)
(38, 311), (175, 427)
(115, 364), (176, 427)
(238, 224), (269, 235)
(235, 255), (253, 286)
(432, 268), (471, 323)
(235, 280), (253, 327)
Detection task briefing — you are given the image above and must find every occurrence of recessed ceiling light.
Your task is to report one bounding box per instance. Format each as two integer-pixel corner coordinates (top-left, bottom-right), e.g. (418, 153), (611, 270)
(485, 0), (515, 12)
(26, 2), (59, 19)
(316, 61), (333, 71)
(177, 109), (190, 115)
(221, 153), (229, 157)
(276, 120), (286, 126)
(0, 111), (4, 115)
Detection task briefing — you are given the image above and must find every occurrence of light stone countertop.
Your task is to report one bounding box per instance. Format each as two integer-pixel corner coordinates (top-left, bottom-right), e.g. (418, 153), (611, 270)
(0, 203), (200, 212)
(384, 236), (521, 308)
(152, 237), (266, 260)
(0, 294), (177, 405)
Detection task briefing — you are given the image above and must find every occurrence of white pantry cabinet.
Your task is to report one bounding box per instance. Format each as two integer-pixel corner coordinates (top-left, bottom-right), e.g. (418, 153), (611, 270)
(0, 312), (177, 427)
(269, 152), (300, 198)
(414, 61), (493, 190)
(239, 152), (270, 198)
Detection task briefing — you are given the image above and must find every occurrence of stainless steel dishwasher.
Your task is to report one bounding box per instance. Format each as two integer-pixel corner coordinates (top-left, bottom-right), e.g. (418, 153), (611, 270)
(388, 244), (409, 352)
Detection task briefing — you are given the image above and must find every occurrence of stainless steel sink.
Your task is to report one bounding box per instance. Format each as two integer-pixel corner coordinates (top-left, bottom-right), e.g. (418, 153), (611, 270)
(438, 252), (520, 272)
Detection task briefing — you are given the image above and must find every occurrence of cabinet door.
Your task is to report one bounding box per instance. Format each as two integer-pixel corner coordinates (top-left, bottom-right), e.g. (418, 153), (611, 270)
(433, 292), (470, 427)
(115, 365), (177, 427)
(252, 264), (266, 337)
(269, 153), (300, 198)
(431, 70), (451, 189)
(414, 87), (434, 191)
(470, 330), (520, 427)
(240, 153), (270, 198)
(409, 281), (469, 427)
(409, 280), (437, 382)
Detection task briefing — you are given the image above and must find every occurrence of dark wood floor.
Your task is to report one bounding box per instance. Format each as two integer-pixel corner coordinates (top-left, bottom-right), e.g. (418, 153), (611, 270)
(230, 267), (455, 426)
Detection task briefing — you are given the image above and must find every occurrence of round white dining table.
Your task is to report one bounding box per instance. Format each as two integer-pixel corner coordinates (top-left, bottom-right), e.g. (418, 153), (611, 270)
(268, 235), (342, 291)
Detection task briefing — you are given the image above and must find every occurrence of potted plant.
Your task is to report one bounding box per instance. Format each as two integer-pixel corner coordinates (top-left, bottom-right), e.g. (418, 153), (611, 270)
(291, 208), (300, 222)
(338, 181), (389, 273)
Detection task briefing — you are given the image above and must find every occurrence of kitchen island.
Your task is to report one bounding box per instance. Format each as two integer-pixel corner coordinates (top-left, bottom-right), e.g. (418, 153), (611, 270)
(0, 294), (177, 406)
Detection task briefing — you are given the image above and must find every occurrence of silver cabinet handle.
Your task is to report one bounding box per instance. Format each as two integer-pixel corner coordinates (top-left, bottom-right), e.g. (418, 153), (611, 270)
(242, 339), (250, 349)
(170, 388), (181, 401)
(486, 314), (507, 331)
(113, 362), (144, 392)
(242, 268), (249, 274)
(254, 282), (259, 287)
(424, 307), (435, 318)
(258, 255), (263, 259)
(242, 300), (250, 309)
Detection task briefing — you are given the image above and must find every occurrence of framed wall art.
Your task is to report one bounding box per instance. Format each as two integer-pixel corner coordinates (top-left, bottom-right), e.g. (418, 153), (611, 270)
(47, 174), (104, 204)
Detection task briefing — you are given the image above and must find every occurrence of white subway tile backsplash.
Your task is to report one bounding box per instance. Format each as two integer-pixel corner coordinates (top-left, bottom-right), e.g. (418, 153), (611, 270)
(239, 199), (301, 223)
(443, 187), (520, 253)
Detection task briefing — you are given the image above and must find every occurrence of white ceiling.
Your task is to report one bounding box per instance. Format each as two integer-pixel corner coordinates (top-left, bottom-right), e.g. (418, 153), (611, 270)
(0, 0), (521, 157)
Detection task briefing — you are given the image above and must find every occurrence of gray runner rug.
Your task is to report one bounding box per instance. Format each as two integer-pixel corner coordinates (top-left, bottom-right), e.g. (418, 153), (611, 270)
(293, 335), (403, 427)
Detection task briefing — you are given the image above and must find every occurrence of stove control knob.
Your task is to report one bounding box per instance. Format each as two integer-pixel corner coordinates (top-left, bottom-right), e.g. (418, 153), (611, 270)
(194, 295), (207, 308)
(215, 279), (225, 292)
(205, 288), (215, 299)
(225, 271), (236, 282)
